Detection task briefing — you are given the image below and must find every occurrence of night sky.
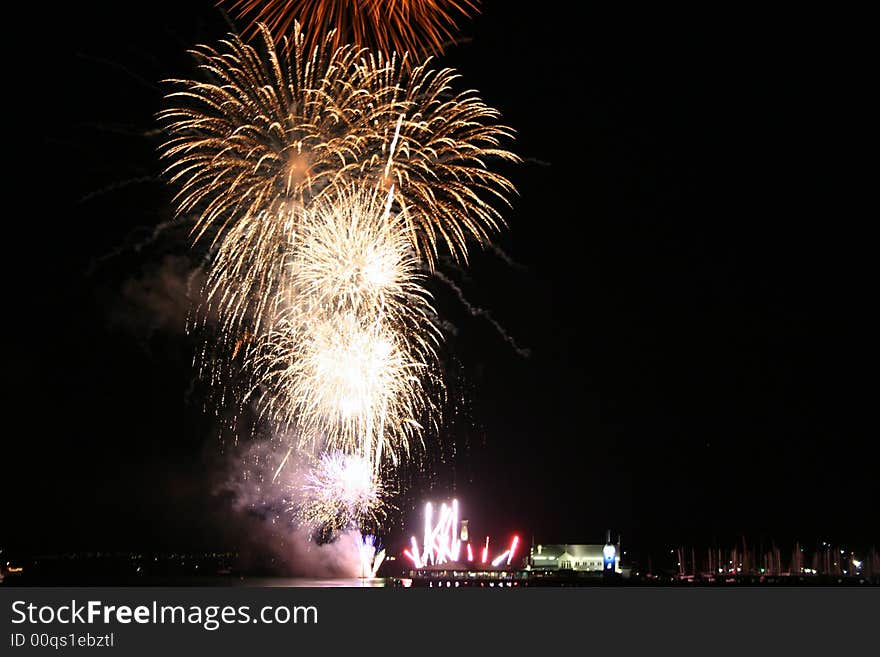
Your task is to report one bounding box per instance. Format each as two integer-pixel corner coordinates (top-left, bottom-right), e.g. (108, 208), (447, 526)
(5, 3), (876, 561)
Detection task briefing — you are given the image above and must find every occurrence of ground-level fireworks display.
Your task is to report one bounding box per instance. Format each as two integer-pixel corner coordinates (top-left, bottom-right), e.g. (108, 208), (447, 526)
(403, 500), (520, 570)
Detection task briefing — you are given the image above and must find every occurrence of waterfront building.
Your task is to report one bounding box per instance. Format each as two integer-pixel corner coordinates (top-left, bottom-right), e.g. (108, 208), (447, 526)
(528, 542), (622, 573)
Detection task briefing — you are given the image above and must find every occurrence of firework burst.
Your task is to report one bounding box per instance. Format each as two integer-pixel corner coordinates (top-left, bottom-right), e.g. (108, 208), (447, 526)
(253, 185), (441, 467)
(296, 450), (389, 532)
(222, 0), (480, 61)
(159, 22), (517, 343)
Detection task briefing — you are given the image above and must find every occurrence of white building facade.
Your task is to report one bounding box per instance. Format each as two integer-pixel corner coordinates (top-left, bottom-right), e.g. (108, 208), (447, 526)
(528, 543), (622, 573)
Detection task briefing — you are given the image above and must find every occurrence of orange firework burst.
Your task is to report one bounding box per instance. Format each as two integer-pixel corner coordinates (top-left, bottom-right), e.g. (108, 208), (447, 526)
(221, 0), (480, 60)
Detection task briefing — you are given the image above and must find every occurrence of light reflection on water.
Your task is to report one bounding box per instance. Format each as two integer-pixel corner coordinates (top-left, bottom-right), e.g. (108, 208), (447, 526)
(233, 577), (390, 587)
(1, 574), (396, 587)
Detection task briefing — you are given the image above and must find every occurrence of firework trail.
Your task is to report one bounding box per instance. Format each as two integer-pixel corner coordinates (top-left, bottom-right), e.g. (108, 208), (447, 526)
(489, 243), (528, 272)
(221, 0), (480, 61)
(76, 51), (163, 93)
(272, 445), (294, 483)
(433, 270), (531, 358)
(357, 533), (386, 578)
(85, 215), (182, 275)
(76, 175), (158, 206)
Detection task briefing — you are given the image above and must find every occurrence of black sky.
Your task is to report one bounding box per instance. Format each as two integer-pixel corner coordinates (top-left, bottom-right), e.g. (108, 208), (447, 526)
(4, 2), (876, 560)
